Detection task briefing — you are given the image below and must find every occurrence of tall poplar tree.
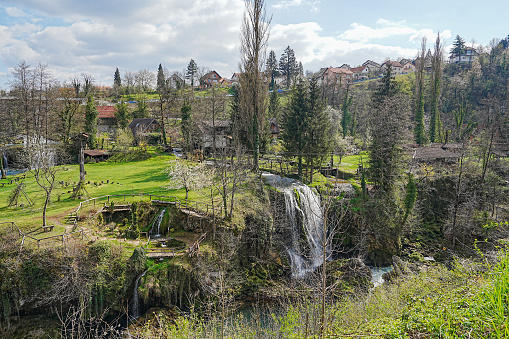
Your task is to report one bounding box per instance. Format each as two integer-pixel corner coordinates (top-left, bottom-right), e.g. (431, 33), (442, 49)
(414, 38), (427, 145)
(239, 0), (270, 171)
(430, 33), (444, 142)
(84, 94), (99, 149)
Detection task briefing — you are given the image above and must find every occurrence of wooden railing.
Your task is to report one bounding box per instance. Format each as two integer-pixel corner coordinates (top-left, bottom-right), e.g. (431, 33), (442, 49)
(1, 221), (86, 248)
(73, 193), (224, 220)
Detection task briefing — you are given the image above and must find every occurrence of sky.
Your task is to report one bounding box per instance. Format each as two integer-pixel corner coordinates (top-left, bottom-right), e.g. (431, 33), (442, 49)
(0, 0), (507, 89)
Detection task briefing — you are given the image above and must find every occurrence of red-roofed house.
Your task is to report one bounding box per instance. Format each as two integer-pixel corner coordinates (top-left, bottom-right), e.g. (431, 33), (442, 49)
(380, 60), (404, 75)
(96, 106), (117, 133)
(319, 67), (353, 86)
(200, 71), (222, 89)
(350, 66), (369, 80)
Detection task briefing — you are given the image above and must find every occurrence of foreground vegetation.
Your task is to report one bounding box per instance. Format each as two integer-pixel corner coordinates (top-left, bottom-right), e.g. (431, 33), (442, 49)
(135, 248), (509, 338)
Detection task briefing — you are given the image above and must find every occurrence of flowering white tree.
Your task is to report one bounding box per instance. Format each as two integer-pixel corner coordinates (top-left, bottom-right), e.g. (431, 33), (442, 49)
(165, 161), (211, 199)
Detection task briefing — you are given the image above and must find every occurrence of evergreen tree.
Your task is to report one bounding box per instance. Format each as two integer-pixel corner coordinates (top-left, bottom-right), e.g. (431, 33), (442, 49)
(266, 50), (278, 90)
(341, 87), (353, 138)
(451, 35), (466, 57)
(113, 68), (122, 99)
(368, 64), (405, 192)
(305, 78), (332, 182)
(186, 59), (198, 87)
(114, 68), (121, 87)
(230, 84), (249, 148)
(279, 46), (298, 89)
(115, 100), (130, 128)
(268, 85), (280, 120)
(157, 63), (165, 93)
(132, 96), (149, 119)
(282, 80), (308, 179)
(181, 102), (193, 154)
(84, 94), (99, 149)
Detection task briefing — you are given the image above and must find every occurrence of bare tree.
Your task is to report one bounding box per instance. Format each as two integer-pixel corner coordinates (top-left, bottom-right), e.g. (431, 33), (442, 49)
(122, 71), (135, 98)
(135, 69), (155, 92)
(28, 141), (58, 227)
(239, 0), (270, 171)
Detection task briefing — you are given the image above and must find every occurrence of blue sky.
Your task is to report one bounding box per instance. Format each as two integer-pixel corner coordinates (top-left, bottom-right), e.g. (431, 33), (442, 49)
(0, 0), (506, 89)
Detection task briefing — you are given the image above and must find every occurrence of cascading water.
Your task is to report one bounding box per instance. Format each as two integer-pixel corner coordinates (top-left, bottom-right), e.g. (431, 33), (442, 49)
(131, 270), (147, 319)
(263, 173), (329, 278)
(2, 152), (7, 169)
(149, 208), (166, 238)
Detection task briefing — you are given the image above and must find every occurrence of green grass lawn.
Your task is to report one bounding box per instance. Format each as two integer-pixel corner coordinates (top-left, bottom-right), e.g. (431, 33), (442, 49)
(0, 152), (214, 230)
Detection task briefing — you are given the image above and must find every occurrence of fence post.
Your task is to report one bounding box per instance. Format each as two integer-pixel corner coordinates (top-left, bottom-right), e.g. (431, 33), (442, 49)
(108, 196), (110, 203)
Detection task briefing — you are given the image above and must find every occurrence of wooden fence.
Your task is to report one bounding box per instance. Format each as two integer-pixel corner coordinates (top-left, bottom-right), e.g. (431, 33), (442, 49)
(73, 193), (224, 220)
(0, 221), (86, 248)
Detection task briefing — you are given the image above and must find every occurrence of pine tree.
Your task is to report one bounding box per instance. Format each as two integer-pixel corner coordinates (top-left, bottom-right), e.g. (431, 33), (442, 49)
(451, 35), (466, 57)
(368, 64), (405, 192)
(157, 63), (165, 93)
(132, 96), (148, 119)
(84, 94), (99, 149)
(115, 100), (130, 128)
(266, 50), (278, 90)
(114, 68), (121, 87)
(305, 78), (332, 183)
(186, 59), (198, 87)
(279, 46), (298, 89)
(268, 85), (280, 120)
(181, 102), (193, 154)
(282, 80), (308, 179)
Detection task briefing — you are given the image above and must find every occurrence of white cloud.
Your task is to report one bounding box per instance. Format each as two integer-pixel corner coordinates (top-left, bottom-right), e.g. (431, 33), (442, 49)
(5, 7), (28, 17)
(340, 22), (416, 43)
(270, 22), (417, 70)
(272, 0), (304, 9)
(0, 0), (245, 87)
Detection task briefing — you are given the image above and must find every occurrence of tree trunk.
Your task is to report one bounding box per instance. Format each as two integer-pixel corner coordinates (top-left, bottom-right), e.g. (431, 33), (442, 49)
(0, 152), (6, 180)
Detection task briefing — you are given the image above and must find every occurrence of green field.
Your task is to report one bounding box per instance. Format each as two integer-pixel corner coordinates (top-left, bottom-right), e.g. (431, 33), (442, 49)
(0, 152), (213, 230)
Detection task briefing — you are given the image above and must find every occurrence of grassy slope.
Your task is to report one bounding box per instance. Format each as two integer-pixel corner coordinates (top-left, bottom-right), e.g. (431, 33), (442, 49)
(0, 152), (212, 230)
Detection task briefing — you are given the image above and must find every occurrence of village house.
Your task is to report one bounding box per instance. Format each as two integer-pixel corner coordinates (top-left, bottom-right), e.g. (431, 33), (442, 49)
(318, 67), (353, 86)
(269, 118), (280, 139)
(200, 71), (222, 89)
(350, 66), (370, 81)
(219, 77), (234, 87)
(197, 120), (231, 156)
(450, 46), (479, 64)
(402, 61), (416, 73)
(128, 118), (161, 141)
(380, 60), (404, 75)
(362, 60), (380, 69)
(96, 106), (117, 133)
(231, 73), (242, 84)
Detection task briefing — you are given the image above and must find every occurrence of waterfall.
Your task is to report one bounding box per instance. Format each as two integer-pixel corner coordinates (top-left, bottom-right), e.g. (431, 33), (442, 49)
(131, 270), (147, 319)
(2, 151), (8, 169)
(263, 173), (328, 278)
(149, 208), (166, 238)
